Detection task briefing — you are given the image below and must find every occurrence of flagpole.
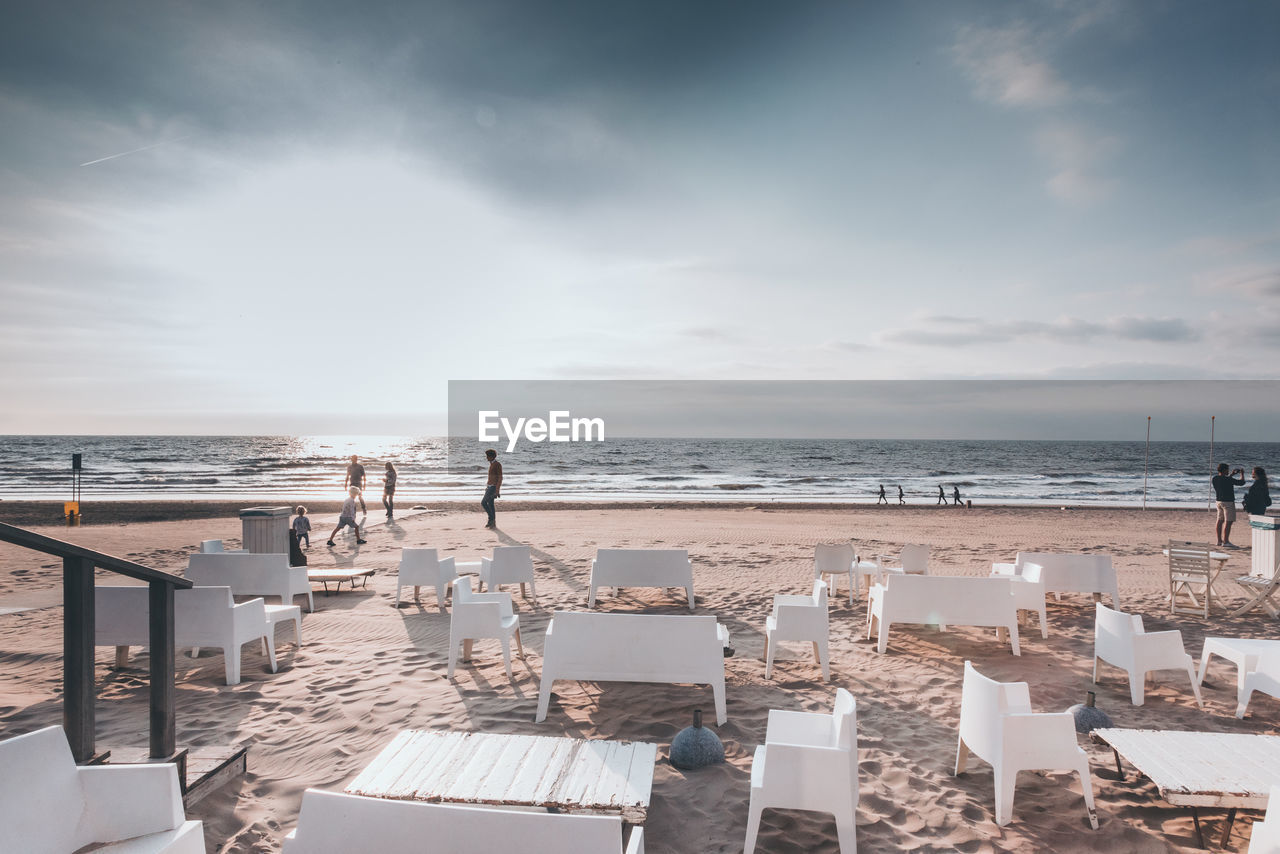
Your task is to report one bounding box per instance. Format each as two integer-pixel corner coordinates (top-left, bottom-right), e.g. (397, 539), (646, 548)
(1142, 416), (1151, 511)
(1210, 415), (1216, 511)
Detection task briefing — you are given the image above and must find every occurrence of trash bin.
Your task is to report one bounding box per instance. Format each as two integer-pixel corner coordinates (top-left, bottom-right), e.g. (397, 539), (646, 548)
(239, 506), (292, 554)
(1251, 514), (1280, 579)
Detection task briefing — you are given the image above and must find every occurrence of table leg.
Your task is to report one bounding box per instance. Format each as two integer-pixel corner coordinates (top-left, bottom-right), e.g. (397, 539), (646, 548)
(1111, 748), (1124, 781)
(1191, 808), (1205, 849)
(1220, 807), (1237, 848)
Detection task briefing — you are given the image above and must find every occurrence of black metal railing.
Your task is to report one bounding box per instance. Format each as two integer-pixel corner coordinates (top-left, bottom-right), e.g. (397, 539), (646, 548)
(0, 521), (192, 762)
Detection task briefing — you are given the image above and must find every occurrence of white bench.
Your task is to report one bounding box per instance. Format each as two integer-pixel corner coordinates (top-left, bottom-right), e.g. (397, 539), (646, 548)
(537, 611), (729, 724)
(188, 552), (314, 612)
(96, 585), (278, 685)
(589, 548), (695, 609)
(0, 725), (204, 853)
(867, 575), (1021, 655)
(991, 552), (1120, 607)
(284, 789), (642, 854)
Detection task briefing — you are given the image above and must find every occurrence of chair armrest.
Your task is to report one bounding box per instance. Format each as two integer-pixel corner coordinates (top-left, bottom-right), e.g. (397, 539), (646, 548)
(998, 681), (1033, 714)
(717, 623), (730, 647)
(1134, 629), (1187, 658)
(624, 824), (645, 854)
(755, 742), (851, 788)
(1001, 710), (1077, 746)
(766, 709), (833, 746)
(77, 763), (185, 843)
(233, 597), (268, 634)
(544, 619), (555, 638)
(439, 557), (455, 573)
(991, 562), (1017, 576)
(468, 592), (514, 617)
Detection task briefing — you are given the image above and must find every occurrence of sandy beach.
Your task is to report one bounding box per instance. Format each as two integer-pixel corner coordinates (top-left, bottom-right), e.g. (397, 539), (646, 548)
(1, 503), (1276, 853)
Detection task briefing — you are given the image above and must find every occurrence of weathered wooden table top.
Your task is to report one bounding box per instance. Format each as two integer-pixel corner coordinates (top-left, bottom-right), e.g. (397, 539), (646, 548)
(346, 730), (658, 823)
(1092, 728), (1280, 808)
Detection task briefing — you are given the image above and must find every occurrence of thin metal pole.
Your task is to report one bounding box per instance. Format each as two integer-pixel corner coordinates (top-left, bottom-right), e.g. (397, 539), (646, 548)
(1143, 416), (1151, 511)
(1210, 416), (1216, 511)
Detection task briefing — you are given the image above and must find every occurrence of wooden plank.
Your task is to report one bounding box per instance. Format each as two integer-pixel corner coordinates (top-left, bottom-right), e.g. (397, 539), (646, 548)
(63, 555), (95, 763)
(0, 522), (190, 588)
(384, 731), (458, 799)
(1094, 729), (1280, 809)
(346, 730), (421, 795)
(403, 731), (472, 800)
(509, 736), (573, 806)
(558, 739), (610, 810)
(528, 738), (579, 806)
(440, 732), (509, 803)
(471, 735), (536, 804)
(619, 742), (658, 821)
(183, 745), (248, 808)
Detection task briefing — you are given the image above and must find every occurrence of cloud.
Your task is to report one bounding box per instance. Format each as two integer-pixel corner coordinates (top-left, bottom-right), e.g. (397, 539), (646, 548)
(880, 314), (1199, 347)
(1197, 265), (1280, 299)
(950, 24), (1071, 108)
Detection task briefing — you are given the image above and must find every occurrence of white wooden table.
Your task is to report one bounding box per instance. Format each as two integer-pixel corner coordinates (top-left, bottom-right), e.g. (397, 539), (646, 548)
(1092, 727), (1280, 848)
(346, 730), (658, 824)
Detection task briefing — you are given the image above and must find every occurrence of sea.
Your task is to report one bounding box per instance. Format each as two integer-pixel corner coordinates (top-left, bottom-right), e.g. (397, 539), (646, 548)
(0, 435), (1275, 507)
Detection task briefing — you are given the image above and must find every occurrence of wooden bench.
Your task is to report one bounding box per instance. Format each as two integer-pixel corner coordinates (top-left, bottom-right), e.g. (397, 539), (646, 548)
(285, 789), (643, 854)
(868, 575), (1021, 655)
(537, 611), (730, 724)
(589, 548), (695, 609)
(991, 552), (1120, 607)
(188, 552), (313, 612)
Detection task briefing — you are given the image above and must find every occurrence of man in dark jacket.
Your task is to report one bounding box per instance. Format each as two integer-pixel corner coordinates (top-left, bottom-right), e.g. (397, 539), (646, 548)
(1212, 462), (1246, 548)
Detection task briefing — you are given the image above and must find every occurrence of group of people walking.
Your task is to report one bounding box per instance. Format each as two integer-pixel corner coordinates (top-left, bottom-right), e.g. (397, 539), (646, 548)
(1212, 462), (1271, 548)
(875, 484), (964, 505)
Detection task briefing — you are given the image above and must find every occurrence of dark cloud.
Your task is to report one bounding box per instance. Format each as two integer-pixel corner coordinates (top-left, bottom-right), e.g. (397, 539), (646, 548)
(882, 314), (1199, 347)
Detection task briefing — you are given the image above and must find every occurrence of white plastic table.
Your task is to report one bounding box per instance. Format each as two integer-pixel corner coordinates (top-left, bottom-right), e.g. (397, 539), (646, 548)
(346, 730), (657, 824)
(1197, 637), (1280, 706)
(1092, 727), (1280, 848)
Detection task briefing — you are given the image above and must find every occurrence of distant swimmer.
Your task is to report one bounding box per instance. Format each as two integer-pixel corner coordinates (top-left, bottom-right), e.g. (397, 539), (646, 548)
(937, 484), (946, 505)
(898, 485), (905, 505)
(877, 484), (888, 505)
(953, 485), (962, 506)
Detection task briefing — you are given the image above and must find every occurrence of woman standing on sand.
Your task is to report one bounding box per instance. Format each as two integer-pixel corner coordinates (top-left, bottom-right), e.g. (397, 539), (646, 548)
(382, 462), (398, 520)
(1243, 466), (1271, 517)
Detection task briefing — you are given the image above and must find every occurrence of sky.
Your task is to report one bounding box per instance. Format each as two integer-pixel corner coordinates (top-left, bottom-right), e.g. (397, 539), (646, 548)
(2, 1), (1279, 437)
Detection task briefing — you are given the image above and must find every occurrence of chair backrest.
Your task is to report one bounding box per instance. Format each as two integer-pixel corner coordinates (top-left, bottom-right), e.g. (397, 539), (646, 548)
(1020, 563), (1043, 584)
(545, 611), (722, 682)
(881, 575), (1015, 626)
(492, 546), (533, 570)
(900, 544), (929, 575)
(398, 548), (445, 584)
(175, 586), (238, 644)
(286, 789), (625, 854)
(1168, 541), (1213, 575)
(200, 539), (224, 553)
(958, 661), (1031, 763)
(832, 687), (856, 752)
(1250, 786), (1280, 854)
(1094, 602), (1143, 667)
(187, 552), (297, 599)
(812, 579), (829, 607)
(95, 586), (151, 646)
(814, 543), (854, 577)
(451, 577), (508, 633)
(0, 726), (86, 852)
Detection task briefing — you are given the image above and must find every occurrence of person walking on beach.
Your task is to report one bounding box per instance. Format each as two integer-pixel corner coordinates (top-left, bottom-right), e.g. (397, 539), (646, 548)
(1243, 466), (1271, 518)
(382, 462), (397, 520)
(482, 448), (502, 529)
(326, 487), (367, 546)
(292, 505), (311, 548)
(876, 484), (888, 505)
(1212, 462), (1247, 547)
(953, 485), (962, 506)
(344, 455), (367, 514)
(898, 485), (905, 505)
(937, 484), (946, 505)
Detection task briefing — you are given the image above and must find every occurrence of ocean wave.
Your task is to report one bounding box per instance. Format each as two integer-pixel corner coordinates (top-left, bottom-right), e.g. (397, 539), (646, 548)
(716, 483), (764, 490)
(639, 476), (696, 482)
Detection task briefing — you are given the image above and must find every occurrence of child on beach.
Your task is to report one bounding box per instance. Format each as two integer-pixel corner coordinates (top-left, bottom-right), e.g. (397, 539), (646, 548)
(292, 505), (311, 548)
(382, 462), (397, 520)
(326, 487), (367, 546)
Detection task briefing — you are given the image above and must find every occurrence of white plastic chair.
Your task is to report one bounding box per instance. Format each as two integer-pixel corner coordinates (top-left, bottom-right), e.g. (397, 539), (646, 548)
(447, 577), (524, 679)
(1249, 785), (1280, 854)
(875, 543), (929, 577)
(765, 580), (830, 681)
(395, 548), (457, 611)
(814, 543), (856, 606)
(1093, 603), (1203, 707)
(178, 586), (276, 685)
(744, 688), (858, 853)
(1009, 563), (1049, 639)
(480, 546), (537, 604)
(955, 661), (1098, 829)
(1237, 653), (1280, 719)
(0, 725), (204, 853)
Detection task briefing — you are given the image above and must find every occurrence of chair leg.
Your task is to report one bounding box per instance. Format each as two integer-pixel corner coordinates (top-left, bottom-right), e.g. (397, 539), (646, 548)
(877, 618), (890, 654)
(114, 645), (130, 669)
(395, 583), (403, 605)
(743, 796), (764, 854)
(954, 737), (970, 775)
(1185, 661), (1204, 708)
(1077, 758), (1099, 830)
(225, 646), (241, 685)
(1092, 656), (1100, 684)
(1237, 685), (1253, 719)
(994, 766), (1017, 826)
(834, 819), (857, 854)
(264, 632), (278, 673)
(463, 638), (474, 662)
(1129, 670), (1145, 706)
(765, 633), (776, 680)
(515, 628), (525, 658)
(529, 580), (538, 606)
(447, 634), (459, 678)
(501, 637), (513, 679)
(1038, 605), (1048, 639)
(817, 639), (830, 682)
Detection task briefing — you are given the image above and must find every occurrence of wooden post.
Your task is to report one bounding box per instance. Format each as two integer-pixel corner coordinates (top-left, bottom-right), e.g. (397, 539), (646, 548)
(148, 581), (176, 759)
(63, 556), (95, 763)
